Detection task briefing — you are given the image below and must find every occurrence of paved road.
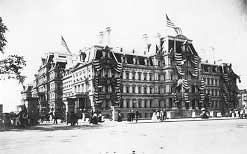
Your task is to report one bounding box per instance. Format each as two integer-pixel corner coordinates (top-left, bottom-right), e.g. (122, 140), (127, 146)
(0, 119), (247, 154)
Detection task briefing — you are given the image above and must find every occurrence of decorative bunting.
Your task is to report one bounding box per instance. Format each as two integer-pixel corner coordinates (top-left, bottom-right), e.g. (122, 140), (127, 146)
(176, 65), (185, 76)
(175, 52), (183, 65)
(93, 60), (102, 71)
(182, 79), (190, 90)
(184, 92), (190, 103)
(223, 73), (229, 82)
(199, 80), (205, 90)
(114, 62), (122, 73)
(200, 92), (205, 104)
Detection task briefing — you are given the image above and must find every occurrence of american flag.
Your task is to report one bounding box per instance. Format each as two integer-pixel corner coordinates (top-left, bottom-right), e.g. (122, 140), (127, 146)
(166, 14), (176, 27)
(61, 36), (72, 54)
(166, 14), (182, 35)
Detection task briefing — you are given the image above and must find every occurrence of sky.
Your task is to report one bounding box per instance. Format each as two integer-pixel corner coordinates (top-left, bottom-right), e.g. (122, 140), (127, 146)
(0, 0), (247, 112)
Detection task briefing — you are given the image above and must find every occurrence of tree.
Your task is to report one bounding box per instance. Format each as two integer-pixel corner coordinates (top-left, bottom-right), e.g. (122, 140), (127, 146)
(0, 17), (26, 84)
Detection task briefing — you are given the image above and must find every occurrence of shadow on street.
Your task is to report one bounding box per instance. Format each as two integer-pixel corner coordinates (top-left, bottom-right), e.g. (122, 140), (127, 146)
(0, 123), (108, 132)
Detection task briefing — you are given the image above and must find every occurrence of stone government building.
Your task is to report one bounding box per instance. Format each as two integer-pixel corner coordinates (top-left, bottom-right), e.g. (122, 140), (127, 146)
(21, 30), (241, 120)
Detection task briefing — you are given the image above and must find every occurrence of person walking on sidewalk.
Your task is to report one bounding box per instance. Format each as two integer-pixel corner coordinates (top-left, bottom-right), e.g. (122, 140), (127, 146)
(53, 111), (58, 124)
(117, 110), (122, 122)
(160, 110), (164, 121)
(163, 109), (167, 121)
(135, 110), (139, 123)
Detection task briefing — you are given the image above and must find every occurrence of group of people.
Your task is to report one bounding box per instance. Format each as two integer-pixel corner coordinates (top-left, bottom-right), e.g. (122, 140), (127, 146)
(89, 111), (104, 124)
(229, 109), (247, 118)
(1, 107), (33, 128)
(127, 110), (140, 123)
(151, 109), (167, 121)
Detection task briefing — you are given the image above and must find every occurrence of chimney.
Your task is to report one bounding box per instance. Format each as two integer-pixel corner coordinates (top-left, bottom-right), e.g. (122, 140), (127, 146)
(98, 31), (104, 45)
(105, 27), (111, 46)
(41, 58), (46, 65)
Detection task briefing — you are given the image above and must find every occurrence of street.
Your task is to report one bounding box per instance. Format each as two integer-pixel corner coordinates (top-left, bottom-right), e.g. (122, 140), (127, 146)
(0, 119), (247, 154)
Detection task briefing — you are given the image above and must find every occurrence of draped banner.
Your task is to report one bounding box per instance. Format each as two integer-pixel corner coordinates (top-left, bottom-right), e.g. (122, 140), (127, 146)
(199, 80), (205, 90)
(174, 52), (185, 76)
(93, 60), (102, 71)
(114, 62), (122, 73)
(200, 92), (205, 104)
(184, 92), (190, 103)
(182, 79), (190, 90)
(115, 77), (121, 104)
(199, 79), (205, 104)
(176, 65), (185, 76)
(223, 73), (229, 82)
(174, 93), (179, 103)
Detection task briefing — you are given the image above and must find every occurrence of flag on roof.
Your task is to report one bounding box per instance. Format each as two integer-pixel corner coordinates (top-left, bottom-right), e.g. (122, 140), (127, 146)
(166, 14), (182, 35)
(61, 36), (72, 54)
(166, 14), (176, 28)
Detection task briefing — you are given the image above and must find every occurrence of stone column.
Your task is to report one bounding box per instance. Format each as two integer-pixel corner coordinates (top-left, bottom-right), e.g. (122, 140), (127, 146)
(141, 99), (145, 108)
(123, 99), (127, 108)
(63, 100), (69, 122)
(181, 101), (186, 109)
(195, 100), (199, 110)
(147, 99), (150, 108)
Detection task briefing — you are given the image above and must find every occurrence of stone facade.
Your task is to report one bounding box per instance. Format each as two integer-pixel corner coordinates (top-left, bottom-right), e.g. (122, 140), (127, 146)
(25, 34), (240, 120)
(31, 52), (76, 117)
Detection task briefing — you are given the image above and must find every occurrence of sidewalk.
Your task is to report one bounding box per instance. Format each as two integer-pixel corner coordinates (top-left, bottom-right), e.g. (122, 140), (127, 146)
(1, 117), (244, 131)
(135, 117), (242, 123)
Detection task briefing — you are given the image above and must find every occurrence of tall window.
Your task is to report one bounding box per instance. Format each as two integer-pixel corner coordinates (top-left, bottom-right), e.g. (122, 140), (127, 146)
(144, 86), (147, 94)
(138, 99), (142, 108)
(138, 72), (142, 80)
(207, 78), (210, 85)
(126, 71), (129, 80)
(138, 86), (141, 94)
(132, 85), (136, 93)
(150, 87), (153, 94)
(126, 99), (129, 108)
(132, 72), (136, 80)
(126, 86), (129, 93)
(149, 73), (152, 81)
(144, 100), (147, 108)
(143, 73), (147, 80)
(169, 98), (173, 108)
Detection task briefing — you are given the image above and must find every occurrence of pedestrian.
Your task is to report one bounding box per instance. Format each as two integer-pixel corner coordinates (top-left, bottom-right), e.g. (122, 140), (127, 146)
(238, 110), (241, 118)
(160, 110), (164, 121)
(117, 110), (122, 122)
(157, 109), (160, 120)
(66, 112), (69, 125)
(135, 110), (139, 123)
(131, 110), (135, 122)
(127, 110), (131, 122)
(163, 109), (167, 121)
(98, 111), (104, 123)
(53, 111), (58, 124)
(152, 110), (158, 121)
